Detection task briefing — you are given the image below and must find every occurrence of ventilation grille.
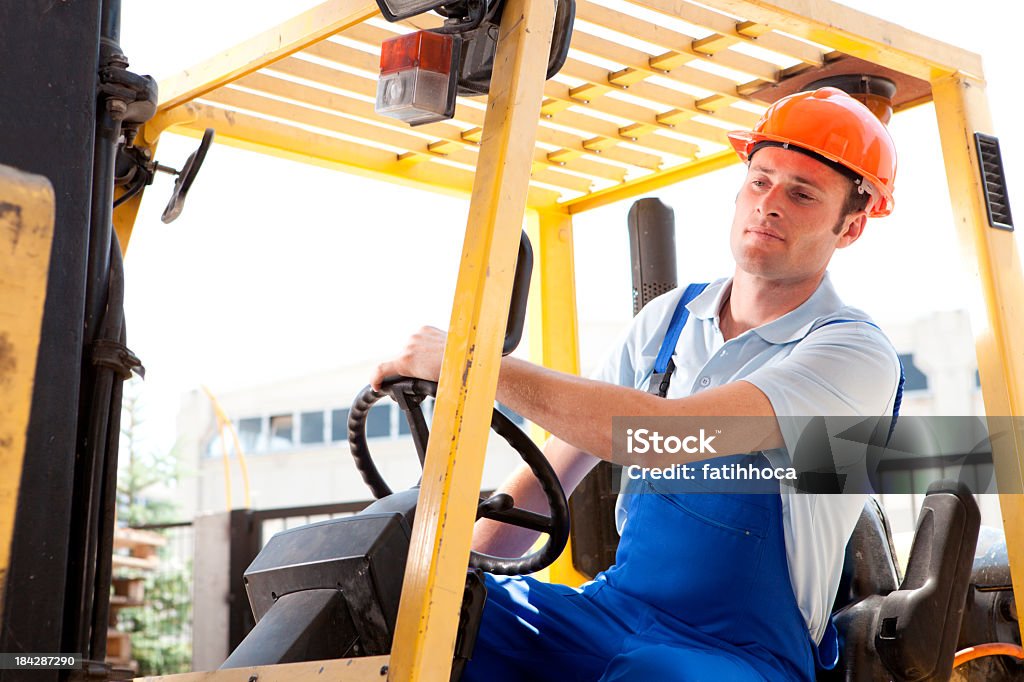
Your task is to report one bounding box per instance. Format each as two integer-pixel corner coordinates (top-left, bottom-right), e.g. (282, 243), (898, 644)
(974, 133), (1014, 231)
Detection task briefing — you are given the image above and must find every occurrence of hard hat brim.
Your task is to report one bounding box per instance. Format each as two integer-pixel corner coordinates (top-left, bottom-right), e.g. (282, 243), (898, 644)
(728, 130), (894, 218)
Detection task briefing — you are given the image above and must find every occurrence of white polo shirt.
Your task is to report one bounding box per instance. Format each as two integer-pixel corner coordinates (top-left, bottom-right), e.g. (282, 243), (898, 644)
(593, 273), (901, 645)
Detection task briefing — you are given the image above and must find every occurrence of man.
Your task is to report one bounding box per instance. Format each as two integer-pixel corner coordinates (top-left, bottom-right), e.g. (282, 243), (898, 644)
(372, 87), (902, 681)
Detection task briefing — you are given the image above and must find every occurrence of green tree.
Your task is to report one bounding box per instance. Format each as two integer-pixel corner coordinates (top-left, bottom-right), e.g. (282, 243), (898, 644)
(114, 377), (192, 675)
(117, 378), (184, 526)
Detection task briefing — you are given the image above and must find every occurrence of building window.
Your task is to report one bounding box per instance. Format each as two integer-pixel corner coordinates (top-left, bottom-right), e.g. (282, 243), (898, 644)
(366, 404), (391, 439)
(897, 354), (929, 392)
(332, 408), (350, 442)
(238, 417), (262, 453)
(205, 433), (224, 459)
(300, 411), (325, 445)
(269, 414), (294, 450)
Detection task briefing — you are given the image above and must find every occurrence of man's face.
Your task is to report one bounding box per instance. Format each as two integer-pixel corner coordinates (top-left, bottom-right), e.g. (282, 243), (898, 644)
(729, 146), (865, 283)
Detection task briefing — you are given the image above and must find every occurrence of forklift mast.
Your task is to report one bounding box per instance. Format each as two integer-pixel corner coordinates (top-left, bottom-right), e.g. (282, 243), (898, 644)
(0, 2), (149, 680)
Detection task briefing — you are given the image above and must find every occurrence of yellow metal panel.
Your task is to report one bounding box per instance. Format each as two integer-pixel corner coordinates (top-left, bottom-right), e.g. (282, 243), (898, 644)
(112, 183), (147, 256)
(687, 0), (982, 80)
(159, 0), (379, 110)
(387, 0), (556, 678)
(0, 164), (55, 623)
(525, 208), (589, 587)
(565, 148), (740, 214)
(931, 74), (1024, 645)
(135, 655), (390, 681)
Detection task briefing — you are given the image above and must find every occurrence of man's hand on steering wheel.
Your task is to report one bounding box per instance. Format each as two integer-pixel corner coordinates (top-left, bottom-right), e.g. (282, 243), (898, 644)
(371, 325), (447, 391)
(357, 333), (571, 576)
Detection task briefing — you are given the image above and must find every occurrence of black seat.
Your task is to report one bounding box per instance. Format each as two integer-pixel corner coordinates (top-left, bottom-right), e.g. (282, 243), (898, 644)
(832, 497), (902, 615)
(820, 481), (980, 681)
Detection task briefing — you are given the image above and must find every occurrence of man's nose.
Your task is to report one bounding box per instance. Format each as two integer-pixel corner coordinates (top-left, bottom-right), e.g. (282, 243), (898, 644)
(755, 185), (784, 218)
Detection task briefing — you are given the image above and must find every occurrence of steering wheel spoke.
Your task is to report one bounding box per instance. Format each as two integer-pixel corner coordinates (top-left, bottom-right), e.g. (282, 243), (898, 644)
(478, 506), (557, 535)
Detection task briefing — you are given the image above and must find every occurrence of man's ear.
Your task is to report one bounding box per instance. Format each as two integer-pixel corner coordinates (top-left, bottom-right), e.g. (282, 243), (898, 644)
(837, 212), (867, 248)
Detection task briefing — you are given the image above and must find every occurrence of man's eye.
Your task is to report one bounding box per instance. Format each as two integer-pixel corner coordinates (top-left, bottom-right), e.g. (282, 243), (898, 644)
(794, 191), (815, 202)
(751, 180), (767, 188)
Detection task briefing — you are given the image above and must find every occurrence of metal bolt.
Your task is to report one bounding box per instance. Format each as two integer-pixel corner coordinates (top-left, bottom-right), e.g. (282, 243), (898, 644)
(380, 665), (389, 676)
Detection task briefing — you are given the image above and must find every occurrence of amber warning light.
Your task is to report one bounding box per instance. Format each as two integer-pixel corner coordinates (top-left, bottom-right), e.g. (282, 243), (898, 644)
(375, 31), (459, 126)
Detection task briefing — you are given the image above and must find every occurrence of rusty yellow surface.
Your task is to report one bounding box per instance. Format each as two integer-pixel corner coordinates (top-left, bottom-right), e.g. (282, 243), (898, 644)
(0, 164), (56, 622)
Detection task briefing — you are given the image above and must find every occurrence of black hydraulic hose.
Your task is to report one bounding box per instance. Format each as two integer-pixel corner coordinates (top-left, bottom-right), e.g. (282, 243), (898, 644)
(84, 32), (124, 342)
(100, 0), (120, 43)
(112, 173), (146, 208)
(71, 237), (127, 659)
(89, 246), (129, 660)
(89, 322), (127, 660)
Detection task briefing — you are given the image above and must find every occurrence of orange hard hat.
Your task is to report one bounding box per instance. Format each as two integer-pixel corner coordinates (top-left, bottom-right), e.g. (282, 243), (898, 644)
(727, 87), (897, 217)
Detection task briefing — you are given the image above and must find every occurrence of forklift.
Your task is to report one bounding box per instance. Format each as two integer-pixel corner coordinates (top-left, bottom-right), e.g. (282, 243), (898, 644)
(2, 0), (1023, 680)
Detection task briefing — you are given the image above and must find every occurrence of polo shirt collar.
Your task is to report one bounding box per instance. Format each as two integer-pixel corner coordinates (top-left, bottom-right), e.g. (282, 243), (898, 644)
(686, 273), (846, 345)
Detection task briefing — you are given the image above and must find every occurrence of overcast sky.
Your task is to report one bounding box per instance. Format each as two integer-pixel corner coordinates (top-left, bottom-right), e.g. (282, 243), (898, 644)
(117, 1), (1024, 451)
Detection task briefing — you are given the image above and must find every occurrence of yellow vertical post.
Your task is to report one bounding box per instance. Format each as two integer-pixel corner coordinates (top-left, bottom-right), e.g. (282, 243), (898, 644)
(931, 73), (1024, 642)
(387, 1), (556, 680)
(0, 165), (56, 621)
(525, 207), (589, 587)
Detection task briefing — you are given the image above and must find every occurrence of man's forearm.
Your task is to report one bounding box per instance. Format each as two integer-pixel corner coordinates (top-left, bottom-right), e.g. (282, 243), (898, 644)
(494, 357), (783, 462)
(495, 357), (657, 460)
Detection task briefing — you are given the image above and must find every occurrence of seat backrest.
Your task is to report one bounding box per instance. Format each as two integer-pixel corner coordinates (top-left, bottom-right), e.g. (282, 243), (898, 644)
(832, 497), (901, 614)
(822, 482), (980, 682)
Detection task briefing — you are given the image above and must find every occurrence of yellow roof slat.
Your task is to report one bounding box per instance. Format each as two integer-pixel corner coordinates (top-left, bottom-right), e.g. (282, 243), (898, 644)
(630, 0), (826, 67)
(159, 0), (379, 110)
(246, 64), (623, 185)
(574, 2), (780, 83)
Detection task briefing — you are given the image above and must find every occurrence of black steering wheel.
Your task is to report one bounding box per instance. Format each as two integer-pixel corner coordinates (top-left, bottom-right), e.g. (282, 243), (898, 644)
(348, 376), (570, 575)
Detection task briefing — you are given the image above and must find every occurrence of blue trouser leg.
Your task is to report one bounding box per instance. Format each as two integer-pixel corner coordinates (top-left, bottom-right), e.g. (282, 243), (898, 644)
(462, 455), (815, 682)
(460, 575), (628, 682)
(599, 643), (766, 682)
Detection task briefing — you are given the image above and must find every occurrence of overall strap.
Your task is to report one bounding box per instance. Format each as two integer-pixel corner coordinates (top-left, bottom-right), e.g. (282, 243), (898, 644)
(814, 318), (906, 443)
(648, 283), (709, 398)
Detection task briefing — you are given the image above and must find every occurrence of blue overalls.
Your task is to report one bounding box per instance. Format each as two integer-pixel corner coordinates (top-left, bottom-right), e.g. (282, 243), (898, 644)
(462, 284), (904, 682)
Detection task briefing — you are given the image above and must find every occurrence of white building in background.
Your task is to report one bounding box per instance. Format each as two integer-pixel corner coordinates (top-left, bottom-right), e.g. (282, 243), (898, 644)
(175, 362), (526, 520)
(175, 309), (1000, 553)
